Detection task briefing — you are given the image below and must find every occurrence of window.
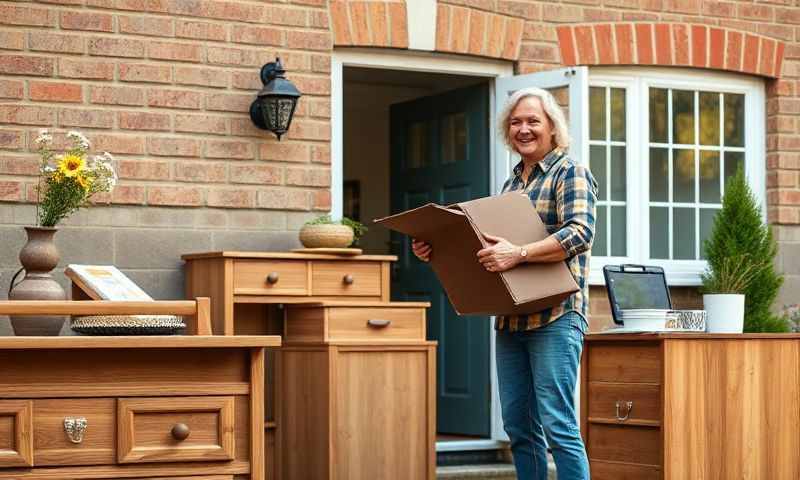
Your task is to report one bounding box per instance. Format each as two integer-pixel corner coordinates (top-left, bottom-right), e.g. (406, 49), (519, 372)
(587, 68), (765, 285)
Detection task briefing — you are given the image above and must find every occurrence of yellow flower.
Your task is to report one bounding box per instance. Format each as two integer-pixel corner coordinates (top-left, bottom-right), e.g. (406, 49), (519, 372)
(57, 154), (85, 178)
(76, 174), (91, 192)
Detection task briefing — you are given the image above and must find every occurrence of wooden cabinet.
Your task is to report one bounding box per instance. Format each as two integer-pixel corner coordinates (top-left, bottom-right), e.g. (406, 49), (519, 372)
(582, 334), (800, 480)
(0, 336), (279, 480)
(282, 302), (436, 480)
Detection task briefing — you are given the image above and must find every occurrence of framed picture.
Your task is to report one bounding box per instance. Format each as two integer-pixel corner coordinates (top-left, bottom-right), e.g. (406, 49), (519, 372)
(343, 180), (361, 221)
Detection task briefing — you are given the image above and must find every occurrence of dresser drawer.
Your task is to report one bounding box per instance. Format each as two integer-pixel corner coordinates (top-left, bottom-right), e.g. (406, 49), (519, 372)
(588, 342), (661, 384)
(0, 400), (33, 467)
(117, 396), (235, 464)
(328, 306), (425, 341)
(34, 398), (115, 466)
(590, 460), (661, 480)
(234, 260), (308, 296)
(587, 424), (661, 466)
(311, 261), (381, 297)
(587, 383), (661, 424)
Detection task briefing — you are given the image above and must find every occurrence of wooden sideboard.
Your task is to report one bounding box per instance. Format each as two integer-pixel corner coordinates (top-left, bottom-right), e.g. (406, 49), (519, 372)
(581, 333), (800, 480)
(0, 335), (280, 480)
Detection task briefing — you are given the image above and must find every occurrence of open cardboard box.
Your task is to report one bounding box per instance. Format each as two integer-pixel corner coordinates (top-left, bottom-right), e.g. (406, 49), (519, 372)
(375, 192), (579, 315)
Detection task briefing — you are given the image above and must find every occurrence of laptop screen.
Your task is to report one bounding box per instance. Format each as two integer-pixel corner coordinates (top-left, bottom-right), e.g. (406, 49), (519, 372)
(606, 269), (671, 321)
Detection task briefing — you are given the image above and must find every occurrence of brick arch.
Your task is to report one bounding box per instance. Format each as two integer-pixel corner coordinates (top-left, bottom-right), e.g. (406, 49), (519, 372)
(557, 23), (786, 79)
(330, 1), (409, 49)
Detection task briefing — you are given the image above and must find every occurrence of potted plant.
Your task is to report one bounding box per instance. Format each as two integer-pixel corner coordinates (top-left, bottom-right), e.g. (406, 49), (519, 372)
(701, 255), (764, 333)
(299, 215), (367, 249)
(8, 130), (117, 335)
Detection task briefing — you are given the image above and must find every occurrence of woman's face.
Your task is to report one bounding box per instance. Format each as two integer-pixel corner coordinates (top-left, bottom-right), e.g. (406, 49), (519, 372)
(508, 96), (554, 162)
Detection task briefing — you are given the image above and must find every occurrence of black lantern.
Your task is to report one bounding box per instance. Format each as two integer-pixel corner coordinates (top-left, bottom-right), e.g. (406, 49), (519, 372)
(249, 58), (301, 140)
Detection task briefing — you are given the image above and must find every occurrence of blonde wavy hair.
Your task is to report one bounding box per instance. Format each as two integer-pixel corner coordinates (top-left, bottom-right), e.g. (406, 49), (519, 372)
(498, 87), (570, 153)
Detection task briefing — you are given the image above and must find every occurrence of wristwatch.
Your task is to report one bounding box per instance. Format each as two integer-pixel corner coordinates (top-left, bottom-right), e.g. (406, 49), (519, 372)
(519, 246), (528, 259)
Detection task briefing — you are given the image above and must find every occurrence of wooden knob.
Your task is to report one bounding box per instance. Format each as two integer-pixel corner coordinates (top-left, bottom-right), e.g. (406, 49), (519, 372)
(343, 274), (354, 285)
(171, 423), (191, 441)
(266, 272), (280, 284)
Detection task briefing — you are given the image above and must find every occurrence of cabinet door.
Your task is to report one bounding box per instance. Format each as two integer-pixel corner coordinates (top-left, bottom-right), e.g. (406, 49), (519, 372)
(334, 347), (435, 480)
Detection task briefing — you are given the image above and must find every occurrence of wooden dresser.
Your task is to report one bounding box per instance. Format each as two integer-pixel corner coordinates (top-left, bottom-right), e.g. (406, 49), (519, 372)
(0, 336), (280, 480)
(581, 334), (800, 480)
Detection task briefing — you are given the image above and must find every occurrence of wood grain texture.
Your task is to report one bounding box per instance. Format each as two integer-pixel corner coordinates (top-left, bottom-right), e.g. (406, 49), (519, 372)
(587, 341), (661, 383)
(33, 398), (115, 466)
(587, 382), (661, 425)
(283, 307), (326, 343)
(310, 261), (382, 297)
(250, 348), (265, 480)
(0, 461), (250, 478)
(590, 460), (661, 479)
(327, 306), (425, 342)
(118, 396), (236, 464)
(381, 261), (390, 302)
(0, 300), (199, 316)
(0, 400), (32, 467)
(234, 260), (308, 297)
(182, 251), (397, 261)
(184, 258), (229, 335)
(0, 337), (280, 349)
(234, 295), (384, 304)
(587, 424), (660, 465)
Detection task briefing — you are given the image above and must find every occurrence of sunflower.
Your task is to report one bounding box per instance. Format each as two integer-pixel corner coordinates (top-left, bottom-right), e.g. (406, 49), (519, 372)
(76, 174), (91, 192)
(57, 154), (85, 178)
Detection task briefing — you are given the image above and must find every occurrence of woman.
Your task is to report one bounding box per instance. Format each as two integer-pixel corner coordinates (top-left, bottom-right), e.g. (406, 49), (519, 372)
(412, 88), (596, 480)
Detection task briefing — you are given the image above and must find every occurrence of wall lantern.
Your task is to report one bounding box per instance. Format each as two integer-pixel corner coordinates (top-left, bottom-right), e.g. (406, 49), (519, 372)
(249, 57), (301, 140)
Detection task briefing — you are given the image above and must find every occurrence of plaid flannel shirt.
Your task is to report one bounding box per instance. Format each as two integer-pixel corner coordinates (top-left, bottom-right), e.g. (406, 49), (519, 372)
(496, 149), (598, 332)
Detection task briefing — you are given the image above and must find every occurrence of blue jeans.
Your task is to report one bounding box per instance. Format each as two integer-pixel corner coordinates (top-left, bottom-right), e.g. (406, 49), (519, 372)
(496, 312), (590, 480)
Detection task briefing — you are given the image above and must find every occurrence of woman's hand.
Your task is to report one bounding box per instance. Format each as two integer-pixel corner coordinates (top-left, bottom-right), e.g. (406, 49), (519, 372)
(477, 233), (522, 272)
(412, 238), (432, 262)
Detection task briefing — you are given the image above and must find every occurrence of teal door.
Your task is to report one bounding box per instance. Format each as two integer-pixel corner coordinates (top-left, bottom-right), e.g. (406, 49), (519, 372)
(389, 83), (491, 436)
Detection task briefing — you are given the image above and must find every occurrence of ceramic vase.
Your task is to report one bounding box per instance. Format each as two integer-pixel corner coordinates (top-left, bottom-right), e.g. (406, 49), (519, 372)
(702, 293), (745, 333)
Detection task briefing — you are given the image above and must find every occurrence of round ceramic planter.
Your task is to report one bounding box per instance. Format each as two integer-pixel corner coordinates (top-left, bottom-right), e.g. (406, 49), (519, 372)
(703, 294), (745, 333)
(298, 224), (354, 248)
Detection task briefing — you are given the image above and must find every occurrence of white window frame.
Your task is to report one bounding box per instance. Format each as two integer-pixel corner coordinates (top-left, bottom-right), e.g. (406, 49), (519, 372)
(588, 67), (766, 286)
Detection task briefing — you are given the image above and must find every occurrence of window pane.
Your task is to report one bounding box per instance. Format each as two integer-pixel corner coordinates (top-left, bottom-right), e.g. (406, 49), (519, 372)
(593, 205), (608, 256)
(724, 151), (744, 186)
(611, 88), (626, 141)
(674, 149), (696, 203)
(610, 146), (626, 201)
(649, 88), (668, 143)
(611, 206), (627, 256)
(590, 145), (607, 201)
(699, 151), (721, 204)
(650, 207), (669, 259)
(699, 92), (720, 146)
(650, 147), (669, 202)
(673, 208), (696, 260)
(590, 87), (606, 140)
(441, 112), (466, 165)
(724, 93), (745, 147)
(699, 208), (719, 260)
(673, 90), (695, 145)
(407, 121), (428, 169)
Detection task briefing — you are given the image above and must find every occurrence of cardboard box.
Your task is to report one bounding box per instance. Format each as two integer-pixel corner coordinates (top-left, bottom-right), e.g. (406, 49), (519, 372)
(375, 192), (579, 315)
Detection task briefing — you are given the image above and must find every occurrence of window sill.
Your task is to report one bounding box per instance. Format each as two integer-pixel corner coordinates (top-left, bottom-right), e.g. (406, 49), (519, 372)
(589, 260), (706, 287)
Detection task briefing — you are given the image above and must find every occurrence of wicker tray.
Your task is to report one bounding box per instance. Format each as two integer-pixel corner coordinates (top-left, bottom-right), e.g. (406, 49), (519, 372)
(70, 315), (185, 336)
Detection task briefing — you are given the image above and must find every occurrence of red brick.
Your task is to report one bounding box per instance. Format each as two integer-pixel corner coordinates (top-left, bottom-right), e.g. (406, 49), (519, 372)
(757, 24), (794, 43)
(289, 74), (329, 96)
(703, 1), (735, 18)
(0, 181), (23, 202)
(623, 12), (659, 21)
(230, 164), (282, 185)
(311, 144), (330, 164)
(743, 34), (760, 74)
(0, 55), (54, 77)
(0, 130), (24, 150)
(663, 0), (701, 14)
(726, 31), (743, 71)
(58, 108), (115, 129)
(313, 188), (331, 210)
(231, 25), (284, 46)
(175, 20), (227, 41)
(205, 92), (252, 113)
(776, 42), (786, 78)
(58, 58), (114, 80)
(0, 155), (37, 174)
(118, 160), (170, 180)
(148, 186), (202, 207)
(668, 24), (688, 66)
(175, 114), (228, 135)
(287, 119), (330, 141)
(388, 2), (408, 48)
(30, 81), (83, 103)
(231, 71), (261, 90)
(0, 4), (56, 27)
(286, 166), (330, 187)
(556, 27), (576, 66)
(119, 63), (172, 84)
(166, 0), (263, 23)
(259, 142), (310, 163)
(119, 15), (174, 36)
(111, 185), (146, 205)
(94, 0), (168, 13)
(502, 18), (524, 60)
(498, 0), (543, 19)
(768, 153), (800, 170)
(207, 188), (255, 208)
(767, 79), (795, 97)
(147, 41), (203, 62)
(90, 86), (145, 106)
(654, 24), (672, 65)
(369, 2), (389, 46)
(691, 25), (707, 67)
(708, 28), (724, 69)
(61, 11), (113, 32)
(230, 118), (263, 137)
(760, 39), (777, 77)
(174, 161), (227, 183)
(548, 4), (583, 23)
(611, 24), (632, 64)
(207, 46), (261, 67)
(330, 1), (351, 45)
(0, 31), (25, 50)
(583, 8), (622, 22)
(29, 32), (84, 54)
(257, 187), (310, 210)
(0, 105), (55, 126)
(119, 111), (171, 131)
(574, 26), (595, 64)
(148, 90), (202, 109)
(205, 139), (254, 160)
(449, 6), (469, 53)
(467, 10), (487, 56)
(737, 4), (774, 21)
(635, 24), (653, 64)
(90, 134), (145, 155)
(309, 8), (329, 30)
(89, 37), (145, 58)
(0, 80), (24, 99)
(287, 30), (331, 51)
(263, 5), (308, 27)
(148, 137), (201, 157)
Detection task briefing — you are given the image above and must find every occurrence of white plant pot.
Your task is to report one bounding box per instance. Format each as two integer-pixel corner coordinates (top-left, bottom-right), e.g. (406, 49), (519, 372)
(703, 294), (745, 333)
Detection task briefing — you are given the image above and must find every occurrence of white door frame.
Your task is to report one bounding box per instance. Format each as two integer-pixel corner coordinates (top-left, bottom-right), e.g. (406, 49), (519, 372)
(331, 47), (513, 451)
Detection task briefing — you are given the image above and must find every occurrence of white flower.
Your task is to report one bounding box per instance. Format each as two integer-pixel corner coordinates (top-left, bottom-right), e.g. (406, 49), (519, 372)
(67, 130), (90, 149)
(34, 129), (52, 146)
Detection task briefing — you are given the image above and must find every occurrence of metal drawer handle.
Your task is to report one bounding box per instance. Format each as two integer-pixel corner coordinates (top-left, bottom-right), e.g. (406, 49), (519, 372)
(171, 423), (191, 441)
(615, 401), (633, 421)
(64, 417), (87, 444)
(266, 272), (279, 284)
(367, 319), (391, 328)
(343, 274), (354, 285)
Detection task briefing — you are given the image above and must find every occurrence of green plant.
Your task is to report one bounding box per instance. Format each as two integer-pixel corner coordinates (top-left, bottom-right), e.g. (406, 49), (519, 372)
(701, 169), (789, 332)
(305, 214), (368, 243)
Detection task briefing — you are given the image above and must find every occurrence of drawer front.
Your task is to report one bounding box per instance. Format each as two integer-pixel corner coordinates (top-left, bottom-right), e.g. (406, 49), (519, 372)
(234, 260), (308, 296)
(588, 342), (661, 383)
(590, 460), (661, 480)
(328, 307), (426, 341)
(311, 261), (381, 297)
(34, 398), (115, 466)
(587, 383), (661, 424)
(587, 424), (661, 466)
(0, 400), (33, 467)
(118, 396), (235, 464)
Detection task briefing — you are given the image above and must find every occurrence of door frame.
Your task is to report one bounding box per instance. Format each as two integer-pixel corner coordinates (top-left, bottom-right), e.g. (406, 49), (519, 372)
(331, 48), (513, 450)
